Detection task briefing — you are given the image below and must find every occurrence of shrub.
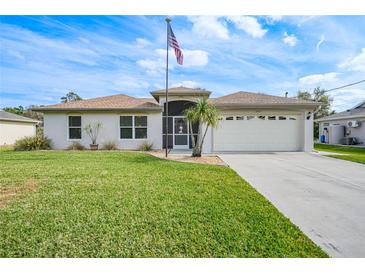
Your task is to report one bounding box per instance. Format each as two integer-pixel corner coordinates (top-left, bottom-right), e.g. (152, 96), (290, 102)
(14, 135), (52, 151)
(67, 142), (85, 150)
(83, 121), (102, 145)
(102, 141), (118, 150)
(138, 141), (153, 151)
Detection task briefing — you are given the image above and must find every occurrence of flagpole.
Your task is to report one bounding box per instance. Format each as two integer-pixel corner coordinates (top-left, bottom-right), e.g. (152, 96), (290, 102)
(165, 17), (171, 158)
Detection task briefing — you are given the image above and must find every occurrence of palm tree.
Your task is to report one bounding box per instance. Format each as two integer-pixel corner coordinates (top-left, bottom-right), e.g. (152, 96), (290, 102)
(184, 98), (219, 157)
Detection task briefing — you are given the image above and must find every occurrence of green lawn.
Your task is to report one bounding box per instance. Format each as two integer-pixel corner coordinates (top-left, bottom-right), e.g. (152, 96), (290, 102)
(314, 143), (365, 164)
(0, 150), (327, 258)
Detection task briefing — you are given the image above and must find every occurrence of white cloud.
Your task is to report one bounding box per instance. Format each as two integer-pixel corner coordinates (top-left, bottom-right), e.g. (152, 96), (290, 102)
(316, 34), (325, 52)
(338, 48), (365, 72)
(156, 48), (209, 68)
(188, 16), (229, 39)
(78, 37), (90, 44)
(7, 49), (25, 60)
(183, 50), (209, 67)
(283, 32), (298, 47)
(228, 16), (267, 38)
(330, 88), (365, 111)
(265, 15), (284, 24)
(299, 72), (340, 85)
(172, 80), (199, 88)
(136, 59), (164, 74)
(137, 48), (209, 74)
(111, 74), (150, 89)
(136, 38), (151, 48)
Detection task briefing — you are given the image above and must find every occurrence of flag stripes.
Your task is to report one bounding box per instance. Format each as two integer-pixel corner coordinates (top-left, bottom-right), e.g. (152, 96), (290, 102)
(168, 23), (183, 65)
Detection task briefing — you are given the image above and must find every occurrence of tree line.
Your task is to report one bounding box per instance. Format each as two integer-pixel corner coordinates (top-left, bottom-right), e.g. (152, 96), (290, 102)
(2, 91), (83, 123)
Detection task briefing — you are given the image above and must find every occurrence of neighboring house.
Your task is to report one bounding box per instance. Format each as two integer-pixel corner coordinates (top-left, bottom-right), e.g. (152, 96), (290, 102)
(32, 87), (318, 152)
(0, 110), (39, 145)
(316, 100), (365, 145)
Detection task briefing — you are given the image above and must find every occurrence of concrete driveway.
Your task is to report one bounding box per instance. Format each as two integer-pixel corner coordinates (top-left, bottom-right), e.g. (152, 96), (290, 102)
(219, 152), (365, 258)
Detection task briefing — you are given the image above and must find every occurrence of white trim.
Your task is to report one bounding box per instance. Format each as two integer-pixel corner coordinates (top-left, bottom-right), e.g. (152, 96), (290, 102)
(173, 116), (189, 149)
(67, 115), (82, 141)
(316, 115), (365, 122)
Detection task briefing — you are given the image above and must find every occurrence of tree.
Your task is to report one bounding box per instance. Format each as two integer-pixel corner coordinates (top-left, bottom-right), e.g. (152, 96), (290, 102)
(2, 105), (43, 122)
(297, 86), (335, 139)
(2, 106), (24, 115)
(24, 105), (44, 122)
(184, 98), (219, 157)
(61, 91), (82, 103)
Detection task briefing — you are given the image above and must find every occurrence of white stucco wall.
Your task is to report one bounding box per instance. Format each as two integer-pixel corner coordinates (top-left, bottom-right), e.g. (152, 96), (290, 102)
(44, 112), (162, 150)
(0, 120), (37, 145)
(319, 118), (365, 144)
(303, 110), (314, 152)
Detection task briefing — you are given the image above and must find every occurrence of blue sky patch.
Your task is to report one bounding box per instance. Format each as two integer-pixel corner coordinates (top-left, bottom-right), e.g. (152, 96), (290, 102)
(0, 16), (364, 111)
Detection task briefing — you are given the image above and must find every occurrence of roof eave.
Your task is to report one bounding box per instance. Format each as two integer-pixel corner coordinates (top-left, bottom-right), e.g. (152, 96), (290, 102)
(150, 91), (211, 102)
(0, 118), (40, 123)
(316, 114), (365, 122)
(31, 107), (162, 113)
(214, 103), (320, 110)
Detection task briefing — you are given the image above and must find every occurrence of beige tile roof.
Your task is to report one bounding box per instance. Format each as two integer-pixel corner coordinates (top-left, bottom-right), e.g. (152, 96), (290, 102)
(32, 90), (320, 112)
(32, 94), (161, 112)
(210, 91), (320, 107)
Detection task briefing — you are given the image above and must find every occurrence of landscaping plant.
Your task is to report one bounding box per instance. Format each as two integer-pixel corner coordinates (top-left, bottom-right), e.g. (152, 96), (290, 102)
(102, 141), (118, 150)
(67, 142), (85, 151)
(138, 141), (153, 151)
(185, 98), (219, 157)
(13, 134), (52, 151)
(83, 121), (102, 150)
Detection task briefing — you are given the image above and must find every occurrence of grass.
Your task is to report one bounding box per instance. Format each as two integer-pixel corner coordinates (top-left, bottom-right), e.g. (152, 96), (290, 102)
(314, 143), (365, 164)
(0, 150), (327, 258)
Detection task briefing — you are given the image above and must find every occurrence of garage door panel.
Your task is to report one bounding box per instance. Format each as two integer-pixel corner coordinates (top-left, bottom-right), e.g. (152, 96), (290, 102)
(213, 116), (302, 152)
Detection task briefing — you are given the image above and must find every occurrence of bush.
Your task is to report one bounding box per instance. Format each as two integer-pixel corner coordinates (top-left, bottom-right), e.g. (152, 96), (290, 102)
(67, 142), (85, 150)
(14, 135), (52, 151)
(138, 141), (153, 151)
(102, 141), (118, 150)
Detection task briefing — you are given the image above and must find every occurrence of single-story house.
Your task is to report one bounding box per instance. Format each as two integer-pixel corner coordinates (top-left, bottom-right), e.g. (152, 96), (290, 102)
(316, 100), (365, 145)
(0, 110), (39, 145)
(32, 87), (319, 152)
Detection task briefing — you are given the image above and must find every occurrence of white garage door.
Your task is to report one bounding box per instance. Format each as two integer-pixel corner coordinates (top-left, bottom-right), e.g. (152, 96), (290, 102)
(213, 114), (302, 152)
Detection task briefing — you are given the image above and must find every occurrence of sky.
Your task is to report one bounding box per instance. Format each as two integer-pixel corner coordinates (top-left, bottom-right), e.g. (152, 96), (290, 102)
(0, 15), (364, 112)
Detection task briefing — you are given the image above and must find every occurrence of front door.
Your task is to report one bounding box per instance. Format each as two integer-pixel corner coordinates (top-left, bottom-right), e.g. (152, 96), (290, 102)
(173, 117), (189, 149)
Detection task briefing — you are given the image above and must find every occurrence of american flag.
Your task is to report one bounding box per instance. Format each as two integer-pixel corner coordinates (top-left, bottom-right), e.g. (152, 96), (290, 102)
(168, 23), (183, 65)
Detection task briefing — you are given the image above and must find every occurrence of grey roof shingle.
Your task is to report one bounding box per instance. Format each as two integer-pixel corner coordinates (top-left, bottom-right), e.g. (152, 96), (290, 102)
(0, 110), (39, 123)
(316, 102), (365, 122)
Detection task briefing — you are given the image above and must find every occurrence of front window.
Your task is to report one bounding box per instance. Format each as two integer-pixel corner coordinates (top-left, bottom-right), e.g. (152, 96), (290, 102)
(120, 115), (147, 139)
(68, 116), (81, 139)
(134, 116), (147, 139)
(120, 116), (133, 139)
